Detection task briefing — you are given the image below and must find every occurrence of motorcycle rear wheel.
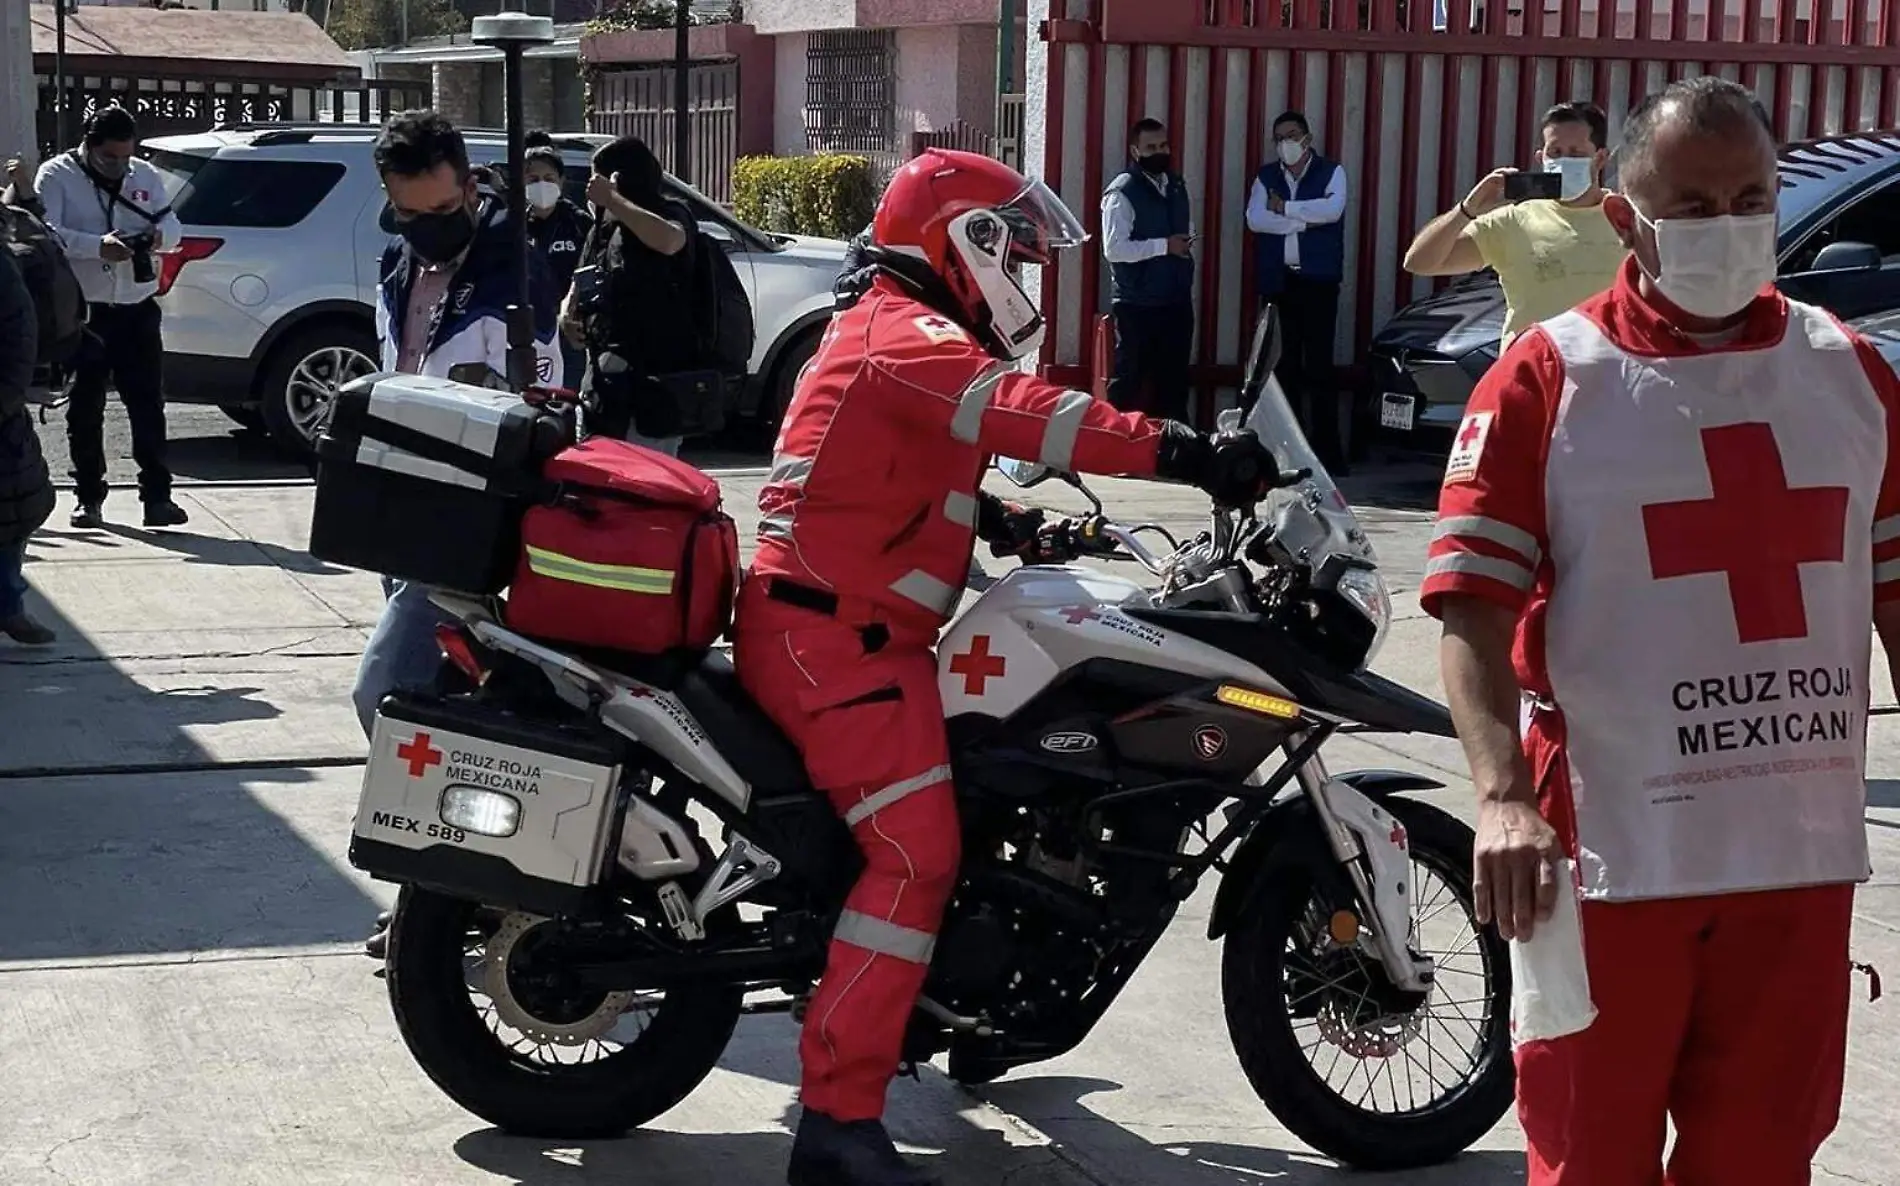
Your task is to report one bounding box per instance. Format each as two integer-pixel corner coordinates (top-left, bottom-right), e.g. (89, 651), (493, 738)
(1220, 797), (1514, 1170)
(385, 886), (743, 1139)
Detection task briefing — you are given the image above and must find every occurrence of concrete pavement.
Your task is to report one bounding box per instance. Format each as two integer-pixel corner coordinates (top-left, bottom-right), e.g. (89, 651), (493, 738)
(1, 468), (1895, 1186)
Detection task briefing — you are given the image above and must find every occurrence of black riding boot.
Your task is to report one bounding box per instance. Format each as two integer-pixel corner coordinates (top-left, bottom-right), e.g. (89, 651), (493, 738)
(787, 1110), (939, 1186)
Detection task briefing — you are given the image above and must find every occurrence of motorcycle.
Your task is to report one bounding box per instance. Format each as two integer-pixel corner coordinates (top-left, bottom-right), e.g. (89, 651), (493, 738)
(349, 310), (1513, 1170)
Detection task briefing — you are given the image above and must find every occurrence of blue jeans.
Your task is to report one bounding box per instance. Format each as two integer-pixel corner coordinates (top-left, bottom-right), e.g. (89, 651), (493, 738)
(351, 577), (453, 737)
(0, 540), (26, 619)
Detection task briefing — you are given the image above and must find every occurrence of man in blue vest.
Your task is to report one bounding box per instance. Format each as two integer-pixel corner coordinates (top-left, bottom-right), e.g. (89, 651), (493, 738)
(1247, 110), (1351, 472)
(1101, 117), (1196, 422)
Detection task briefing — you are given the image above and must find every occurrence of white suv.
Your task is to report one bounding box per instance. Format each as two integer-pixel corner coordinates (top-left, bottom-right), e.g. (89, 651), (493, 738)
(144, 124), (849, 452)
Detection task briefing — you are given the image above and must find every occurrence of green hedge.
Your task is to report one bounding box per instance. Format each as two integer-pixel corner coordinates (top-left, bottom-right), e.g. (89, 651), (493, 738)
(731, 154), (877, 240)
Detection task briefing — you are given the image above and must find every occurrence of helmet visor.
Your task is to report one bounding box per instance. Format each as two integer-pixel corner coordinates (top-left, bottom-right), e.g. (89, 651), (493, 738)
(995, 178), (1089, 267)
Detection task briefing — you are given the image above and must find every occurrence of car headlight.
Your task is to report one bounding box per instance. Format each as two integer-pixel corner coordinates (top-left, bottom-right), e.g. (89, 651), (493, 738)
(1334, 566), (1392, 669)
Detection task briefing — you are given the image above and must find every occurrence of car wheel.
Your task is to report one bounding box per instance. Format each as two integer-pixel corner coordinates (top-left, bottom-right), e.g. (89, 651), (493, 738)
(742, 328), (819, 449)
(259, 322), (380, 456)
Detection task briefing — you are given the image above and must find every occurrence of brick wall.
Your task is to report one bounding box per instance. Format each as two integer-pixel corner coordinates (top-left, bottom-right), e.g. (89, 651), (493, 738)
(432, 61), (484, 128)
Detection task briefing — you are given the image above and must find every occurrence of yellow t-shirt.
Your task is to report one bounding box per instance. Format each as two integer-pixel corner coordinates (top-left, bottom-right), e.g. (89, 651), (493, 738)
(1464, 199), (1628, 346)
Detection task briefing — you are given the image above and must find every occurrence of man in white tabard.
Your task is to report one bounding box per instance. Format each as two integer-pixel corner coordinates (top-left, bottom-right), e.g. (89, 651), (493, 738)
(1423, 75), (1892, 1184)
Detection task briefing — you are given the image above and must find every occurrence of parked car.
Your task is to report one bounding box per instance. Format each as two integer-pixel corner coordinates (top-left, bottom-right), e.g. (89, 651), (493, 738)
(1369, 129), (1900, 444)
(142, 123), (847, 453)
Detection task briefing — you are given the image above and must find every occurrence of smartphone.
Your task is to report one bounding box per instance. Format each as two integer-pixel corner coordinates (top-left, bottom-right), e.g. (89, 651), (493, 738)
(1504, 171), (1564, 202)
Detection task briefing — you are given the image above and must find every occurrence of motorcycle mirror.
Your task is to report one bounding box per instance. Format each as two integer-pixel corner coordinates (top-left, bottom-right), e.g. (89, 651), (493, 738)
(1239, 306), (1283, 409)
(996, 457), (1052, 488)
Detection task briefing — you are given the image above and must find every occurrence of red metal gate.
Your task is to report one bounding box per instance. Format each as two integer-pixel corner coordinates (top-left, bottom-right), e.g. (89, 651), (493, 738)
(1030, 0), (1900, 413)
(589, 60), (741, 204)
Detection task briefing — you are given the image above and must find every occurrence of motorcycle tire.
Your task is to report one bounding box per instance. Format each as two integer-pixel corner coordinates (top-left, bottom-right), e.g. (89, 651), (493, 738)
(1219, 797), (1514, 1171)
(385, 886), (743, 1139)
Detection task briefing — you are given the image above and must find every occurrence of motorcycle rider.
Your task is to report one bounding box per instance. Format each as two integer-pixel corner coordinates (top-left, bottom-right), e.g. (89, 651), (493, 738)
(731, 147), (1280, 1186)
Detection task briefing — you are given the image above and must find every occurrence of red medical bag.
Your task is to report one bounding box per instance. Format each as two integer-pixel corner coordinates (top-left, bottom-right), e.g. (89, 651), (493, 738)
(505, 438), (739, 655)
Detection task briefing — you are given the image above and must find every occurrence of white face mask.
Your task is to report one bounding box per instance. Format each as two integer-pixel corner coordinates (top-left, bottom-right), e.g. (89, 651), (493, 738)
(1632, 203), (1779, 321)
(1543, 155), (1595, 202)
(526, 180), (562, 211)
(1278, 138), (1307, 168)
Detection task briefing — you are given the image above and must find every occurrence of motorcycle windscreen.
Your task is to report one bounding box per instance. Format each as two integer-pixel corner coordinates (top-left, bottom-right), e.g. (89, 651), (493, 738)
(1239, 369), (1378, 566)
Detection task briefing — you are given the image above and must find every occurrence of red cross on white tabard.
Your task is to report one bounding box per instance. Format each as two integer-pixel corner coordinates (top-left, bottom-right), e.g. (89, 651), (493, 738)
(948, 635), (1009, 696)
(1641, 423), (1848, 645)
(396, 732), (443, 779)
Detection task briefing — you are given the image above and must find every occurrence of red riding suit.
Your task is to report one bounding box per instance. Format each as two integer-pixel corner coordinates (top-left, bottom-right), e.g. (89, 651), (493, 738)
(732, 273), (1168, 1122)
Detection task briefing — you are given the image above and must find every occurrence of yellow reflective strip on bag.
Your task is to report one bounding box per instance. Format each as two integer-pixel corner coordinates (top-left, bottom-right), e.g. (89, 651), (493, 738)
(524, 545), (676, 594)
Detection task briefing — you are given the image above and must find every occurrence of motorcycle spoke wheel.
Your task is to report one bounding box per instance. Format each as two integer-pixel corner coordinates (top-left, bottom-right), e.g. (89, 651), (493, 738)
(1283, 850), (1494, 1117)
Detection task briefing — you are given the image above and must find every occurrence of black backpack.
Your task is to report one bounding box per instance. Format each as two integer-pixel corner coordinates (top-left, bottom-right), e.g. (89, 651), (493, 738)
(1, 204), (86, 367)
(691, 229), (754, 374)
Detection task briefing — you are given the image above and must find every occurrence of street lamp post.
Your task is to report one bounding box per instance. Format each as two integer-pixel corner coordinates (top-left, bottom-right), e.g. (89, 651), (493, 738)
(672, 0), (690, 184)
(471, 8), (554, 394)
(54, 0), (71, 151)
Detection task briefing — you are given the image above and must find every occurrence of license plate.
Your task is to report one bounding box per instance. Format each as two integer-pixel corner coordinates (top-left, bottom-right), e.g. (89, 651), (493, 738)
(1379, 393), (1417, 431)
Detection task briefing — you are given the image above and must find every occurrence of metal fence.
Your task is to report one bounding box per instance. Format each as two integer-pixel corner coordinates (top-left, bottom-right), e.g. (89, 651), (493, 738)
(35, 76), (428, 156)
(589, 61), (741, 203)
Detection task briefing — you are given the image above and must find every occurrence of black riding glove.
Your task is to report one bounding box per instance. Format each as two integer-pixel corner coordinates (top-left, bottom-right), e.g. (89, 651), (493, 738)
(976, 492), (1050, 557)
(1154, 422), (1281, 508)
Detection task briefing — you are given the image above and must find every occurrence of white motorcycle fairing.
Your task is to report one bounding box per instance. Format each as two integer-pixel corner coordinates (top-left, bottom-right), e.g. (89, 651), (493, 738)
(936, 565), (1284, 718)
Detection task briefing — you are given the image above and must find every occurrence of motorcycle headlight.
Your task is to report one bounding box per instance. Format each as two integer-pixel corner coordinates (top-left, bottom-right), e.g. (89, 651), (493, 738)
(1334, 566), (1392, 669)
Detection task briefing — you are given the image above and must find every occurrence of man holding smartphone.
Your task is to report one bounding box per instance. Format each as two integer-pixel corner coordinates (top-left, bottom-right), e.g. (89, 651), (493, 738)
(1102, 117), (1196, 423)
(1403, 101), (1627, 349)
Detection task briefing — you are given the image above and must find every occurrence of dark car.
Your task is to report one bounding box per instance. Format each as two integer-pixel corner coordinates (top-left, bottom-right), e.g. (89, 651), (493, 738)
(1370, 130), (1900, 444)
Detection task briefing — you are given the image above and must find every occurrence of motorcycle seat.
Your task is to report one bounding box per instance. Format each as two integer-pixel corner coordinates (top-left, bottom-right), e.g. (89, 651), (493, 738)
(674, 650), (814, 798)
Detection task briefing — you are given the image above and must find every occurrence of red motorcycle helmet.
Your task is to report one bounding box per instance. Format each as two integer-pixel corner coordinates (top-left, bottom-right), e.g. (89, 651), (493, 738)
(872, 148), (1088, 359)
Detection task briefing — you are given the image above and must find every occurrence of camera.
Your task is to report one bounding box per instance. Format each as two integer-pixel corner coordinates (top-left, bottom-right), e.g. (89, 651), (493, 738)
(120, 230), (157, 285)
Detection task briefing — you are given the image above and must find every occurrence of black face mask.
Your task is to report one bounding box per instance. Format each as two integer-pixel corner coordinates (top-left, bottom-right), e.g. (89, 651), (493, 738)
(399, 206), (477, 265)
(1137, 152), (1172, 176)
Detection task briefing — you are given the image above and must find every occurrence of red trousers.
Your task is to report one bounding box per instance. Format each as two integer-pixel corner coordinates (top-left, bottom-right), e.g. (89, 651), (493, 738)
(1516, 884), (1855, 1186)
(733, 603), (960, 1122)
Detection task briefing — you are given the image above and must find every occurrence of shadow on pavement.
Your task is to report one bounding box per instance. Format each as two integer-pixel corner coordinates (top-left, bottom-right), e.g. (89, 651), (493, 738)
(0, 762), (377, 960)
(101, 522), (350, 575)
(0, 534), (379, 961)
(979, 1075), (1526, 1186)
(166, 426), (314, 483)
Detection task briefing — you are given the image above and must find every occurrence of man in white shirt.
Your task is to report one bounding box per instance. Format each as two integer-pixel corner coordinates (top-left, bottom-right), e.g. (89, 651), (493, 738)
(36, 105), (187, 529)
(1245, 111), (1350, 471)
(1100, 118), (1195, 422)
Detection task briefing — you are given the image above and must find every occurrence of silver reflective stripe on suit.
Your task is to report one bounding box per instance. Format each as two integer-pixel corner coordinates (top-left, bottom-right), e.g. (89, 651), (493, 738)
(843, 763), (953, 828)
(759, 512), (795, 541)
(890, 569), (961, 616)
(1877, 559), (1900, 586)
(1422, 551), (1536, 590)
(944, 490), (979, 529)
(1432, 514), (1542, 568)
(769, 452), (813, 487)
(833, 909), (937, 964)
(950, 363), (1012, 444)
(1040, 390), (1092, 473)
(1876, 514), (1900, 547)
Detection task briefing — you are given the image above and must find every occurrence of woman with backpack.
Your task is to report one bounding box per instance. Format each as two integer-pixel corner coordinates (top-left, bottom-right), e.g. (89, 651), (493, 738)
(559, 136), (702, 455)
(0, 236), (56, 645)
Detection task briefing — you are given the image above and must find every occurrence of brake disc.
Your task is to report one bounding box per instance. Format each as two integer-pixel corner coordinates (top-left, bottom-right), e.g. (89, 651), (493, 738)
(481, 912), (636, 1046)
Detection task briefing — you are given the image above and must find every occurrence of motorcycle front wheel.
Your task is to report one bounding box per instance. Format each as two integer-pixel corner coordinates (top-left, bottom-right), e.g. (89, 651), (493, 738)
(385, 886), (743, 1138)
(1220, 797), (1514, 1170)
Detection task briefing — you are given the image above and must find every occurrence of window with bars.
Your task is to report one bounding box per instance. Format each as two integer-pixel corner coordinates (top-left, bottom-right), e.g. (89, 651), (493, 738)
(805, 29), (896, 156)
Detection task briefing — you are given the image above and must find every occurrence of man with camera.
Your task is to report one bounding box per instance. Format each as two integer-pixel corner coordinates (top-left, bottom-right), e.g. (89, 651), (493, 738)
(37, 105), (188, 529)
(1402, 101), (1627, 350)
